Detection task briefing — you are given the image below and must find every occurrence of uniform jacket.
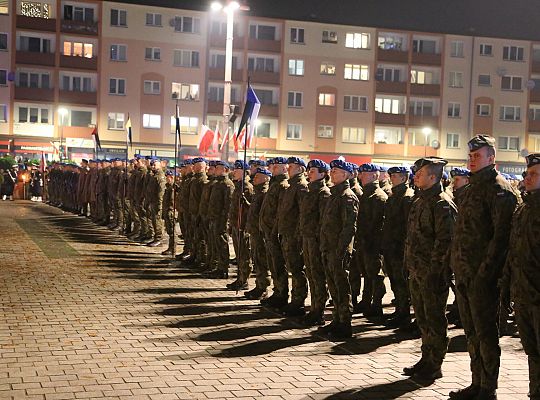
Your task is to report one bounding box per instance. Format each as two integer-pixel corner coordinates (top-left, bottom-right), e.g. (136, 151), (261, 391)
(381, 182), (415, 255)
(147, 169), (166, 206)
(277, 173), (308, 236)
(246, 181), (268, 236)
(452, 184), (468, 210)
(133, 166), (147, 205)
(177, 172), (193, 213)
(356, 181), (388, 251)
(207, 175), (234, 225)
(229, 178), (254, 230)
(199, 176), (216, 219)
(162, 182), (175, 217)
(299, 178), (331, 238)
(259, 174), (289, 236)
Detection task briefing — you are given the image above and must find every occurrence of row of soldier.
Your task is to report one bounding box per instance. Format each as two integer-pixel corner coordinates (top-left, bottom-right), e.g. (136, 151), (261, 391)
(43, 134), (539, 400)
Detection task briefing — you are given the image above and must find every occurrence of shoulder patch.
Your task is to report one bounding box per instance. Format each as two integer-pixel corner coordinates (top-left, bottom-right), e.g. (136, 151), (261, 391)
(497, 192), (506, 196)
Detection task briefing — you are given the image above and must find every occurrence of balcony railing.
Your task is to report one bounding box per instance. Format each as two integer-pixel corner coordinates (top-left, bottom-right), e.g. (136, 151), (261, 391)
(247, 38), (281, 53)
(375, 80), (407, 94)
(529, 118), (540, 132)
(411, 52), (442, 66)
(208, 67), (243, 82)
(250, 70), (280, 85)
(59, 55), (98, 70)
(61, 19), (98, 36)
(377, 48), (408, 63)
(59, 90), (97, 105)
(532, 61), (540, 74)
(259, 104), (279, 117)
(410, 83), (440, 96)
(16, 15), (56, 31)
(408, 114), (439, 127)
(16, 51), (55, 66)
(209, 34), (245, 49)
(375, 112), (406, 125)
(14, 86), (55, 102)
(530, 90), (540, 103)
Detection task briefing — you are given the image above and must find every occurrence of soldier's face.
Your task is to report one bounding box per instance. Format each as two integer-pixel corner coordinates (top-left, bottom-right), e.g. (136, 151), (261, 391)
(233, 169), (244, 180)
(360, 171), (377, 186)
(524, 164), (540, 192)
(273, 164), (287, 175)
(215, 165), (227, 176)
(287, 163), (301, 176)
(413, 166), (436, 190)
(308, 167), (325, 182)
(253, 173), (267, 185)
(468, 147), (494, 173)
(330, 168), (348, 185)
(453, 175), (469, 190)
(193, 162), (206, 173)
(166, 175), (174, 184)
(249, 165), (257, 175)
(389, 173), (407, 187)
(207, 166), (216, 176)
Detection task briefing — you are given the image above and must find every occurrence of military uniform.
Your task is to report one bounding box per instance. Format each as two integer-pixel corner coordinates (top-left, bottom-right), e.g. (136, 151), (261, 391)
(162, 171), (176, 254)
(189, 159), (208, 264)
(146, 164), (166, 245)
(199, 166), (217, 269)
(178, 165), (194, 257)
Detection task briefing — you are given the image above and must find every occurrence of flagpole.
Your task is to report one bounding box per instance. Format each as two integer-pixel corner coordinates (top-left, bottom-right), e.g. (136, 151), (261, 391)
(122, 120), (129, 234)
(171, 98), (180, 259)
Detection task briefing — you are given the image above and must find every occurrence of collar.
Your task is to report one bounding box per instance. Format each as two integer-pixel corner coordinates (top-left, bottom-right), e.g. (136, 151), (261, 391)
(469, 164), (497, 184)
(271, 174), (288, 184)
(418, 182), (443, 199)
(363, 180), (380, 195)
(391, 182), (408, 195)
(309, 179), (326, 190)
(524, 190), (540, 205)
(330, 180), (350, 195)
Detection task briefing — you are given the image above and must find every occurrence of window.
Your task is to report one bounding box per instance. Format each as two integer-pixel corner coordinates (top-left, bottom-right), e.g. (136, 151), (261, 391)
(375, 98), (402, 114)
(254, 89), (274, 105)
(409, 130), (433, 146)
(17, 71), (50, 88)
(476, 104), (491, 116)
(501, 76), (522, 91)
(212, 53), (239, 69)
(145, 47), (160, 61)
(449, 71), (463, 88)
(62, 75), (92, 92)
(0, 33), (7, 50)
(19, 36), (51, 53)
(503, 46), (524, 61)
(480, 43), (492, 56)
(322, 30), (337, 44)
(107, 112), (125, 130)
(287, 91), (302, 108)
(374, 127), (403, 144)
(145, 12), (162, 26)
(478, 74), (491, 86)
(342, 127), (366, 144)
(249, 24), (276, 40)
(255, 122), (271, 138)
(318, 93), (335, 106)
(378, 35), (403, 50)
(413, 39), (437, 54)
(110, 9), (127, 27)
(0, 69), (6, 85)
(530, 108), (540, 121)
(208, 86), (238, 102)
(63, 41), (93, 58)
(64, 5), (94, 22)
(447, 133), (460, 148)
(110, 44), (126, 61)
(173, 16), (201, 33)
(500, 106), (521, 121)
(288, 59), (304, 76)
(71, 110), (91, 127)
(109, 78), (126, 95)
(318, 125), (333, 138)
(143, 114), (161, 129)
(411, 70), (434, 84)
(172, 82), (199, 101)
(17, 106), (49, 123)
(248, 56), (274, 72)
(0, 104), (6, 122)
(376, 67), (401, 82)
(171, 116), (198, 135)
(534, 136), (540, 152)
(448, 102), (461, 118)
(344, 95), (368, 112)
(21, 1), (50, 18)
(409, 100), (434, 116)
(0, 0), (8, 14)
(290, 27), (304, 44)
(450, 41), (464, 57)
(286, 124), (302, 140)
(144, 80), (160, 95)
(320, 62), (336, 75)
(345, 32), (370, 49)
(498, 136), (519, 151)
(344, 64), (369, 81)
(173, 49), (199, 67)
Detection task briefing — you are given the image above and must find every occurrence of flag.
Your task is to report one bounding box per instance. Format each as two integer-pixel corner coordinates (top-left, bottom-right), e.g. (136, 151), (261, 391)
(236, 84), (260, 150)
(91, 126), (102, 151)
(211, 123), (220, 153)
(234, 126), (247, 153)
(39, 151), (46, 173)
(125, 114), (132, 147)
(198, 124), (215, 155)
(175, 104), (180, 138)
(50, 141), (60, 160)
(220, 126), (230, 152)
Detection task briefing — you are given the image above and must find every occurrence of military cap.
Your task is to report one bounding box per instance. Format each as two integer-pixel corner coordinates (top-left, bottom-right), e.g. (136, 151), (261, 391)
(450, 167), (470, 177)
(502, 173), (511, 180)
(134, 154), (142, 159)
(378, 165), (388, 172)
(103, 159), (111, 163)
(184, 159), (193, 165)
(525, 153), (540, 168)
(509, 174), (518, 180)
(192, 157), (206, 164)
(307, 159), (330, 172)
(255, 167), (272, 177)
(330, 159), (353, 173)
(234, 160), (249, 170)
(412, 157), (448, 173)
(388, 166), (410, 175)
(272, 156), (288, 165)
(165, 170), (174, 176)
(177, 161), (185, 168)
(442, 171), (449, 180)
(215, 160), (230, 169)
(359, 163), (379, 172)
(266, 158), (274, 165)
(468, 134), (496, 152)
(287, 156), (306, 167)
(250, 159), (268, 167)
(208, 160), (217, 167)
(81, 159), (88, 163)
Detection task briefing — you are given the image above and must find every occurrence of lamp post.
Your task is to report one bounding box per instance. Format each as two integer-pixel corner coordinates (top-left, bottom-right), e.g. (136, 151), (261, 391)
(422, 127), (432, 157)
(58, 107), (68, 161)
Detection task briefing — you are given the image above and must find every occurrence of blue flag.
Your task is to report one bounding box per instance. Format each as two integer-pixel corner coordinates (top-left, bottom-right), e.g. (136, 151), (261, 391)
(236, 84), (260, 149)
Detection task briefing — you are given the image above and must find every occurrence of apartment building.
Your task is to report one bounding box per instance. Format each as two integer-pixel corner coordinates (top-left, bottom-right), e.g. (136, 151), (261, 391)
(1, 0), (540, 173)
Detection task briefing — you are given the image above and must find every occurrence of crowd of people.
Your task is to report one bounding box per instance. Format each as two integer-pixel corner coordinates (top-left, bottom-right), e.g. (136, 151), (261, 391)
(0, 163), (44, 201)
(42, 134), (539, 400)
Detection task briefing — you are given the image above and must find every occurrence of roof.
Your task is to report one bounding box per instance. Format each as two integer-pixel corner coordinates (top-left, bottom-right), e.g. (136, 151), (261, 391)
(112, 0), (540, 42)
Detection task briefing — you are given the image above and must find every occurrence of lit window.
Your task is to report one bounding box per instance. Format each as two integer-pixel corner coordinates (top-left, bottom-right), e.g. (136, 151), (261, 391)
(172, 82), (199, 101)
(344, 64), (369, 81)
(318, 93), (335, 106)
(107, 112), (125, 130)
(320, 62), (335, 75)
(288, 59), (304, 76)
(345, 32), (370, 49)
(342, 127), (366, 144)
(143, 114), (161, 129)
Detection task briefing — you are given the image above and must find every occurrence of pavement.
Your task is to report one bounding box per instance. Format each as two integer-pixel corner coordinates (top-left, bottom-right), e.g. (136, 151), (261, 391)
(0, 201), (529, 400)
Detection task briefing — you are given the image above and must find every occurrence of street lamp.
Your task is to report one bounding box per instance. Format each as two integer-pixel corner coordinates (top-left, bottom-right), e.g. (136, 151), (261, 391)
(422, 127), (432, 156)
(58, 107), (68, 161)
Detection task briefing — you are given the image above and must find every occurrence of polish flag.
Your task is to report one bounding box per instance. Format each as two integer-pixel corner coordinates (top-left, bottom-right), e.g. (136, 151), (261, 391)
(234, 126), (248, 152)
(198, 124), (215, 155)
(220, 126), (230, 152)
(211, 123), (220, 153)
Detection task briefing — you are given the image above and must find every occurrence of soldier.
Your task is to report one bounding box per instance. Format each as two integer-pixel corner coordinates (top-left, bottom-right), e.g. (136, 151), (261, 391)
(402, 157), (456, 381)
(450, 167), (470, 209)
(449, 135), (519, 400)
(381, 166), (415, 328)
(125, 158), (139, 237)
(348, 163), (364, 312)
(177, 159), (194, 261)
(244, 167), (272, 300)
(131, 157), (150, 242)
(161, 170), (176, 255)
(146, 158), (166, 247)
(500, 153), (540, 400)
(76, 159), (89, 214)
(206, 160), (234, 278)
(96, 159), (111, 226)
(198, 161), (217, 270)
(319, 160), (359, 339)
(355, 163), (388, 318)
(188, 157), (208, 265)
(379, 166), (393, 196)
(259, 157), (289, 309)
(108, 159), (123, 230)
(88, 160), (99, 221)
(300, 159), (331, 326)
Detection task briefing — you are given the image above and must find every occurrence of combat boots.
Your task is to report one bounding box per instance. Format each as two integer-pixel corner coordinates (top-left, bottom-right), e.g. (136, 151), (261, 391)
(475, 389), (497, 400)
(448, 385), (480, 400)
(281, 302), (306, 317)
(403, 358), (427, 376)
(327, 322), (352, 340)
(302, 311), (325, 327)
(412, 361), (442, 381)
(244, 287), (267, 300)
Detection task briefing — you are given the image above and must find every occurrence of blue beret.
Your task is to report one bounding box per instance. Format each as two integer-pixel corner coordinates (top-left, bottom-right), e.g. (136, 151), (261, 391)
(255, 167), (272, 177)
(184, 159), (193, 165)
(287, 156), (306, 167)
(134, 154), (142, 160)
(177, 161), (185, 168)
(307, 159), (330, 172)
(192, 157), (206, 164)
(234, 160), (249, 170)
(388, 166), (410, 175)
(208, 160), (217, 167)
(249, 159), (268, 167)
(450, 167), (470, 178)
(215, 160), (230, 169)
(350, 163), (359, 171)
(330, 159), (353, 174)
(272, 156), (288, 165)
(526, 153), (540, 168)
(442, 171), (449, 180)
(165, 170), (174, 176)
(266, 158), (274, 165)
(509, 174), (518, 180)
(359, 163), (379, 172)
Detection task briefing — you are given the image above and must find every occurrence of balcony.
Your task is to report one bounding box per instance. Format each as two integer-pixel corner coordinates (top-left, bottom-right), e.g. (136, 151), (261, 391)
(207, 100), (241, 114)
(16, 51), (55, 66)
(259, 104), (279, 118)
(247, 38), (281, 53)
(376, 80), (407, 94)
(58, 90), (97, 105)
(410, 83), (440, 96)
(14, 86), (55, 102)
(529, 119), (540, 132)
(530, 90), (540, 103)
(411, 52), (442, 66)
(209, 34), (245, 50)
(375, 112), (406, 125)
(408, 145), (437, 158)
(377, 49), (408, 63)
(250, 70), (280, 85)
(16, 15), (56, 31)
(61, 19), (98, 36)
(59, 55), (98, 70)
(374, 143), (405, 156)
(208, 67), (243, 82)
(532, 61), (540, 74)
(408, 114), (439, 127)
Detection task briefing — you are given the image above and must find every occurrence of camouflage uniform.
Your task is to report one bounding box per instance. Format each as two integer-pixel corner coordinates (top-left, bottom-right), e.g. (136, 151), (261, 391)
(450, 164), (518, 392)
(207, 174), (234, 273)
(229, 178), (254, 284)
(178, 172), (194, 255)
(162, 179), (176, 251)
(126, 164), (139, 236)
(142, 167), (155, 240)
(96, 165), (111, 224)
(199, 175), (217, 267)
(452, 184), (468, 209)
(348, 177), (364, 307)
(147, 167), (166, 242)
(189, 171), (208, 264)
(133, 165), (149, 239)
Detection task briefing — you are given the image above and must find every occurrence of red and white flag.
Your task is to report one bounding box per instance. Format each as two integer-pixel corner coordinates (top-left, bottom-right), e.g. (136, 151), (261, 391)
(211, 123), (220, 154)
(197, 124), (215, 155)
(220, 126), (230, 152)
(234, 126), (248, 153)
(39, 151), (46, 173)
